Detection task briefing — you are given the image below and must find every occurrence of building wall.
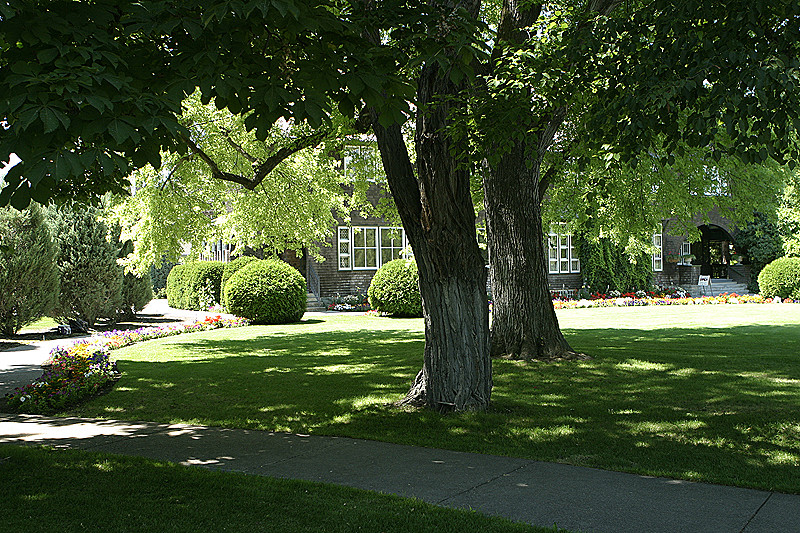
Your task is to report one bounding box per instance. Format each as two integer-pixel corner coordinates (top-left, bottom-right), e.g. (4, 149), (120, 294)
(308, 184), (396, 298)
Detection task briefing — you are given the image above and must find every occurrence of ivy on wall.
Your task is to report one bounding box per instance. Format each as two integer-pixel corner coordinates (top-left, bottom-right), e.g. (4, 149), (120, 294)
(576, 234), (653, 293)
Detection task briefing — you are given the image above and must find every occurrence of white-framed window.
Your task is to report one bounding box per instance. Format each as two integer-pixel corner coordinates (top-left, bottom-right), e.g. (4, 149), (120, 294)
(339, 225), (410, 270)
(652, 232), (663, 272)
(548, 224), (580, 274)
(338, 227), (351, 269)
(679, 241), (692, 265)
(352, 226), (379, 269)
(380, 227), (406, 264)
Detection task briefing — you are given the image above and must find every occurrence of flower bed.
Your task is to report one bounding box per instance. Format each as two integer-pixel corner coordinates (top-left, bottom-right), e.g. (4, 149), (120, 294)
(551, 293), (795, 309)
(4, 315), (249, 414)
(326, 293), (370, 312)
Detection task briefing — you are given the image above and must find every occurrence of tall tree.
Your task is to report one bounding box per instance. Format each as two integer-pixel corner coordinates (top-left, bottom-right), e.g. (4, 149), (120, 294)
(2, 0), (799, 406)
(0, 0), (493, 411)
(480, 0), (800, 359)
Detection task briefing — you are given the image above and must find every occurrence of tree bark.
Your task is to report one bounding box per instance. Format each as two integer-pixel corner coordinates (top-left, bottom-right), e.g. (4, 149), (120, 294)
(485, 135), (578, 360)
(371, 16), (491, 412)
(484, 0), (618, 360)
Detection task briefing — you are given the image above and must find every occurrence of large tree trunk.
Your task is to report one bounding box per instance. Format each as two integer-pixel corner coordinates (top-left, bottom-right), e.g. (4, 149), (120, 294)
(372, 31), (491, 412)
(483, 0), (616, 361)
(484, 137), (577, 360)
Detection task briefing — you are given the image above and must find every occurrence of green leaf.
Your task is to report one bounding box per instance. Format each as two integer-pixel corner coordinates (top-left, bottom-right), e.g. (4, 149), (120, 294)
(107, 119), (138, 145)
(36, 48), (59, 64)
(39, 108), (60, 133)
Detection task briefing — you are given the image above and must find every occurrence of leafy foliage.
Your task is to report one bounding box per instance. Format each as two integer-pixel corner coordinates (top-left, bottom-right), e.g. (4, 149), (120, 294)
(0, 0), (414, 208)
(47, 204), (123, 327)
(165, 261), (224, 311)
(778, 171), (800, 257)
(368, 259), (422, 317)
(0, 204), (60, 335)
(575, 234), (653, 294)
(757, 257), (800, 300)
(105, 93), (362, 274)
(223, 259), (306, 324)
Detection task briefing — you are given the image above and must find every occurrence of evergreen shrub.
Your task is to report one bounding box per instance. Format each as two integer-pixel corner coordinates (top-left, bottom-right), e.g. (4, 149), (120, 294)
(47, 205), (123, 328)
(166, 261), (224, 310)
(221, 255), (259, 301)
(120, 270), (154, 319)
(757, 257), (800, 300)
(223, 259), (306, 324)
(0, 205), (60, 335)
(112, 228), (153, 319)
(367, 259), (422, 317)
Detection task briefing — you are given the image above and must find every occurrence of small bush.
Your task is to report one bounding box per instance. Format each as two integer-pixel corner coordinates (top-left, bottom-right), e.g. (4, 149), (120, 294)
(758, 257), (800, 300)
(0, 204), (60, 335)
(221, 255), (259, 301)
(166, 261), (224, 310)
(120, 270), (154, 319)
(368, 259), (422, 317)
(224, 259), (306, 324)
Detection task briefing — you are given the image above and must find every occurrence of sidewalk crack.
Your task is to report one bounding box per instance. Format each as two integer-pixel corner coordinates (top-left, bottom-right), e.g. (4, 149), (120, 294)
(435, 461), (530, 506)
(739, 492), (773, 533)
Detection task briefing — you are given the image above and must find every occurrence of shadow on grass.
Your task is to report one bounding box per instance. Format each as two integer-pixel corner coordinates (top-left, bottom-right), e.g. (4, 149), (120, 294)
(72, 322), (800, 493)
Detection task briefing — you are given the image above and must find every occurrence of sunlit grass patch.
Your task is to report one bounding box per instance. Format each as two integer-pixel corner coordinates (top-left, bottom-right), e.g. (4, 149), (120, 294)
(66, 306), (800, 493)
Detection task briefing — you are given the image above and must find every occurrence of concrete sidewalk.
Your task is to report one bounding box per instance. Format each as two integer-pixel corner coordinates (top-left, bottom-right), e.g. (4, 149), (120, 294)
(1, 414), (796, 533)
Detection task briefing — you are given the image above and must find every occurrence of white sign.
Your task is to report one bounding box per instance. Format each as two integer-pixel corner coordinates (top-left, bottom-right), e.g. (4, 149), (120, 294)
(698, 275), (711, 286)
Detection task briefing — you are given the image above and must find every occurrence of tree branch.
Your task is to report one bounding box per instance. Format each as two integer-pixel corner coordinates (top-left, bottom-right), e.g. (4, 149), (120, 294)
(220, 128), (259, 163)
(252, 128), (330, 185)
(179, 127), (331, 191)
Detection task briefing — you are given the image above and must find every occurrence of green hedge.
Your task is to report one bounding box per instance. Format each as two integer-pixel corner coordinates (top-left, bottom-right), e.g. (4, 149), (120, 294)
(166, 261), (224, 310)
(367, 259), (422, 317)
(758, 257), (800, 300)
(221, 255), (259, 303)
(223, 259), (306, 324)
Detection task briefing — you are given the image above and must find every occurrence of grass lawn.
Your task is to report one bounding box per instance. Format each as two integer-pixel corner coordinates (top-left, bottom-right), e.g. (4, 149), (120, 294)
(0, 445), (553, 533)
(18, 317), (58, 332)
(68, 305), (800, 493)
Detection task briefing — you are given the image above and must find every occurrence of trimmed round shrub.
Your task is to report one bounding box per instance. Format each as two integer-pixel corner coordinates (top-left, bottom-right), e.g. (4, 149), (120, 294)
(368, 259), (422, 317)
(221, 255), (259, 301)
(758, 257), (800, 300)
(224, 259), (306, 324)
(165, 261), (224, 310)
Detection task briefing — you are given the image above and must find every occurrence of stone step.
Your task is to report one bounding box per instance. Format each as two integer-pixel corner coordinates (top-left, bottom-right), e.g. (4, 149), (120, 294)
(306, 293), (326, 312)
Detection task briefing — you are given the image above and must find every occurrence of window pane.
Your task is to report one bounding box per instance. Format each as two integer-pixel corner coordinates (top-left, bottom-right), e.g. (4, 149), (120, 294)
(382, 249), (393, 265)
(353, 228), (365, 247)
(365, 228), (376, 247)
(339, 227), (350, 241)
(339, 256), (350, 269)
(366, 249), (377, 267)
(339, 242), (350, 255)
(354, 249), (365, 268)
(550, 260), (559, 273)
